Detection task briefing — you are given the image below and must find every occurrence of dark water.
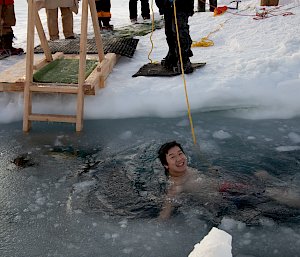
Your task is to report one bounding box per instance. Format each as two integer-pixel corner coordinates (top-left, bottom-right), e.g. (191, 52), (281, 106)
(0, 111), (300, 257)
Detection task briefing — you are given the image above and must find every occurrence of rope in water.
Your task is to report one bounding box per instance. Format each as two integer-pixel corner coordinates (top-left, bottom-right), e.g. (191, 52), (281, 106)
(146, 0), (197, 145)
(173, 0), (197, 145)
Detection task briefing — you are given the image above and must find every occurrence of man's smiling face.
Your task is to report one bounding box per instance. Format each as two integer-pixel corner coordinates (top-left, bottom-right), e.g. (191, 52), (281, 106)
(164, 145), (187, 177)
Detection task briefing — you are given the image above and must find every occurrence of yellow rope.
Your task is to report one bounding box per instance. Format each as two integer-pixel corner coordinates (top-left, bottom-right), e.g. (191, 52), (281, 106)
(147, 0), (156, 63)
(192, 37), (214, 47)
(173, 0), (197, 145)
(192, 23), (224, 48)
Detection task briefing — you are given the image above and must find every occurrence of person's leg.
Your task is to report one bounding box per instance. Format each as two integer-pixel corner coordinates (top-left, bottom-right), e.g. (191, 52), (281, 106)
(0, 4), (3, 37)
(102, 17), (113, 29)
(95, 0), (103, 28)
(129, 0), (138, 20)
(197, 0), (206, 12)
(60, 7), (74, 39)
(255, 170), (300, 209)
(46, 8), (59, 40)
(140, 0), (150, 19)
(265, 187), (300, 209)
(100, 0), (112, 28)
(1, 4), (15, 35)
(175, 12), (193, 73)
(155, 0), (164, 15)
(0, 4), (23, 55)
(209, 0), (217, 12)
(161, 8), (177, 69)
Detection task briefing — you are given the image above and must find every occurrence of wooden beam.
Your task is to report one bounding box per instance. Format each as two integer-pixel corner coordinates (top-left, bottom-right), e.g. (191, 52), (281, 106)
(23, 0), (35, 132)
(85, 63), (101, 90)
(29, 114), (77, 123)
(0, 82), (24, 92)
(29, 84), (78, 94)
(98, 53), (119, 88)
(33, 52), (64, 70)
(76, 0), (89, 132)
(0, 82), (95, 95)
(34, 4), (52, 62)
(88, 0), (105, 62)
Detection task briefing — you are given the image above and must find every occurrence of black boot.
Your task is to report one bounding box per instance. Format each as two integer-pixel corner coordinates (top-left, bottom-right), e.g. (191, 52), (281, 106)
(1, 33), (24, 55)
(102, 18), (114, 30)
(161, 51), (178, 70)
(175, 58), (194, 74)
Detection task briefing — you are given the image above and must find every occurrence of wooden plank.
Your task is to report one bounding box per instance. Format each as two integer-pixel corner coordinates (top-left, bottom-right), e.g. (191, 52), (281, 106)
(88, 0), (105, 62)
(33, 52), (64, 70)
(0, 81), (94, 95)
(29, 84), (78, 94)
(98, 53), (119, 88)
(23, 0), (35, 132)
(34, 4), (52, 62)
(30, 83), (95, 95)
(0, 82), (24, 92)
(85, 64), (101, 90)
(29, 114), (77, 123)
(76, 0), (89, 132)
(0, 54), (46, 84)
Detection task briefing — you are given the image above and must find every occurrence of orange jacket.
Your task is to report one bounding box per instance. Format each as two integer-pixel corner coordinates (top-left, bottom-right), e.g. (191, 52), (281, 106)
(0, 0), (14, 4)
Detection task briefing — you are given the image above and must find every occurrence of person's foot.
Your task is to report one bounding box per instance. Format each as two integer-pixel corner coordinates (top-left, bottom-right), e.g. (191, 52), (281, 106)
(182, 60), (194, 74)
(0, 48), (11, 60)
(174, 60), (194, 74)
(161, 52), (178, 70)
(130, 18), (137, 24)
(65, 36), (76, 40)
(9, 47), (24, 55)
(102, 24), (114, 31)
(143, 15), (150, 20)
(50, 36), (59, 41)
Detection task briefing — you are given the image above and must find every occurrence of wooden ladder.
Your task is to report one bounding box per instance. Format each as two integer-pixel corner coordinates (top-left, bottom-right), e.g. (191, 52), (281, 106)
(23, 0), (105, 132)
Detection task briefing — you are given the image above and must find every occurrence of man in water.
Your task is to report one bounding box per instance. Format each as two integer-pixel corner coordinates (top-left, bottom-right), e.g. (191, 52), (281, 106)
(157, 141), (300, 222)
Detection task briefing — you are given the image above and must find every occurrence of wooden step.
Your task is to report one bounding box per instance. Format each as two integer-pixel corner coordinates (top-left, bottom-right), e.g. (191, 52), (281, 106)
(28, 114), (77, 123)
(29, 84), (79, 94)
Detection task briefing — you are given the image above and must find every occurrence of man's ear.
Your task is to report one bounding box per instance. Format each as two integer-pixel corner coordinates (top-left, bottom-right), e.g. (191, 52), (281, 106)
(164, 164), (169, 170)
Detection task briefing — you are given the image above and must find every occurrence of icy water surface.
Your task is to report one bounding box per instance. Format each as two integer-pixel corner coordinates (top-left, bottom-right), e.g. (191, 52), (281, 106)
(0, 112), (300, 257)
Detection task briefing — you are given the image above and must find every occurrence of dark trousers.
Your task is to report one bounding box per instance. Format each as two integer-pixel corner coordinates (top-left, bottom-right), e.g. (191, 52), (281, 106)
(129, 0), (150, 19)
(198, 0), (217, 12)
(0, 4), (16, 36)
(95, 0), (111, 26)
(164, 8), (192, 63)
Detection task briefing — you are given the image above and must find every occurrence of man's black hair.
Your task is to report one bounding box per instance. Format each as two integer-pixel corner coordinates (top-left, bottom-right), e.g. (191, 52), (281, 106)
(157, 141), (185, 176)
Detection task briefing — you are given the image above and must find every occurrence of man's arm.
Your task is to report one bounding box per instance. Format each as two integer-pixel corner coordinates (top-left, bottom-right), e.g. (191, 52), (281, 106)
(158, 184), (178, 220)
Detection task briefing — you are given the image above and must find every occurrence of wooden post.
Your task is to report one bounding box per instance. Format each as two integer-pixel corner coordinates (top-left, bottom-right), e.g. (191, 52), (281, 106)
(34, 5), (52, 62)
(23, 0), (36, 132)
(76, 0), (89, 132)
(88, 0), (105, 62)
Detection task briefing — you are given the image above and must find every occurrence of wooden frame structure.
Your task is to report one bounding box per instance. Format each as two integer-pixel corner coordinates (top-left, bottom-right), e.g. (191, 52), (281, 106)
(20, 0), (117, 132)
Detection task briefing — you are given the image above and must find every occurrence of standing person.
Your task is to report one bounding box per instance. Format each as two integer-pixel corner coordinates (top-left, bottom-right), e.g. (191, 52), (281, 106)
(158, 0), (194, 74)
(0, 0), (23, 56)
(197, 0), (217, 12)
(45, 0), (79, 40)
(95, 0), (113, 30)
(129, 0), (150, 23)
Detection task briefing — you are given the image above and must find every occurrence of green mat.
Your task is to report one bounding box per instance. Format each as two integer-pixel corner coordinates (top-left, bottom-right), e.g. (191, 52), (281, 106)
(33, 59), (98, 84)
